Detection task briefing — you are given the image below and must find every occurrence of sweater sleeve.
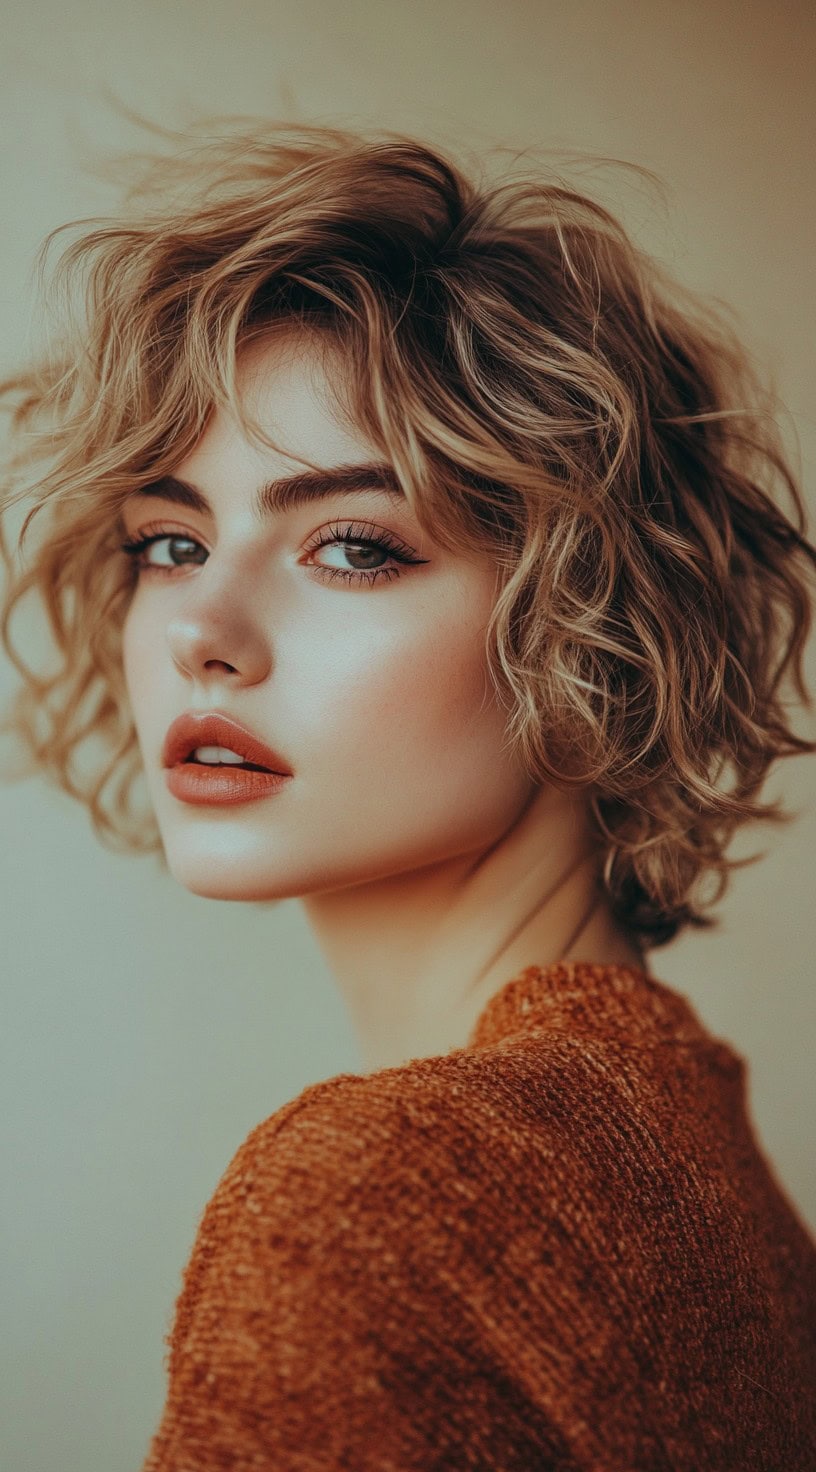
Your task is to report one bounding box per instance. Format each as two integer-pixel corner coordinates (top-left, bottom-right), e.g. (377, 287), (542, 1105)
(139, 1074), (572, 1472)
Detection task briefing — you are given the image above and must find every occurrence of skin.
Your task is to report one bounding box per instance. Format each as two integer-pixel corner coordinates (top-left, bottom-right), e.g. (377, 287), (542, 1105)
(120, 331), (647, 1073)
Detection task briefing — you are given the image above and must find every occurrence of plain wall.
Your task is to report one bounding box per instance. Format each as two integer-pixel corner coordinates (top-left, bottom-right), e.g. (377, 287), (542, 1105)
(1, 3), (814, 1469)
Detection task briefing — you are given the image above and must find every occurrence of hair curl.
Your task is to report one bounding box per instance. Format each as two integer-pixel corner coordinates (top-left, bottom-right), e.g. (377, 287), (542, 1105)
(2, 120), (815, 948)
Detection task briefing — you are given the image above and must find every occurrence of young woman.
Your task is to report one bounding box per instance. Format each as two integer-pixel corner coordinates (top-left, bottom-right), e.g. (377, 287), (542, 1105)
(2, 122), (815, 1470)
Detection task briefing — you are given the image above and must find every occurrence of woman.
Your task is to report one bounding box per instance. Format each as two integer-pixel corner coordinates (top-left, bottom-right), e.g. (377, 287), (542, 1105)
(2, 122), (815, 1470)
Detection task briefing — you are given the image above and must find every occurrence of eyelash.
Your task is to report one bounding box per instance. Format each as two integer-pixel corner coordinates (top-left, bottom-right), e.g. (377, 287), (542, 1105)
(118, 519), (426, 587)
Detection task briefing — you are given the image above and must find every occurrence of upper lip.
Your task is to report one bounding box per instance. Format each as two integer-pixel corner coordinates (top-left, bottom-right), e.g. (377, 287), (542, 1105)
(162, 711), (293, 773)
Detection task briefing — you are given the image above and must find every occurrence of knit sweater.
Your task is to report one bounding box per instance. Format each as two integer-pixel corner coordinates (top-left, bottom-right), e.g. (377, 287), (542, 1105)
(140, 960), (816, 1471)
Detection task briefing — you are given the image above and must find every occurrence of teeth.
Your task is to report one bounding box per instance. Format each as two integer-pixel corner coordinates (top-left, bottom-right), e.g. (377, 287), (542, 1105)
(191, 745), (248, 765)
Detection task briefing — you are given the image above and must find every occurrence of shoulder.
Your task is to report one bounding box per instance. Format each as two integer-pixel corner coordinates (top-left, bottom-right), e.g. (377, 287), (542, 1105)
(231, 1038), (588, 1172)
(164, 1037), (738, 1395)
(215, 1033), (659, 1233)
(195, 1044), (579, 1278)
(194, 1026), (738, 1285)
(168, 1056), (524, 1370)
(151, 1051), (590, 1467)
(214, 1053), (514, 1218)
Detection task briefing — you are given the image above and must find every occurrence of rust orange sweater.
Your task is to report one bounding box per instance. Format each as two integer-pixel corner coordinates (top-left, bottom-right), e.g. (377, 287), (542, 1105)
(141, 960), (816, 1470)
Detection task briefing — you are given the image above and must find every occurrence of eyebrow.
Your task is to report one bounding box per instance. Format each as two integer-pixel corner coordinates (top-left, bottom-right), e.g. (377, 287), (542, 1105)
(129, 462), (405, 519)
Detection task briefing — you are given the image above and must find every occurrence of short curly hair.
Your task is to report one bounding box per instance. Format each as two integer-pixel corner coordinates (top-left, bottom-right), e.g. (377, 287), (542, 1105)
(1, 120), (815, 948)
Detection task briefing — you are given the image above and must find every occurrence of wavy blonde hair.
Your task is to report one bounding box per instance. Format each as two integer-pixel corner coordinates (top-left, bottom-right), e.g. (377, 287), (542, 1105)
(2, 120), (815, 947)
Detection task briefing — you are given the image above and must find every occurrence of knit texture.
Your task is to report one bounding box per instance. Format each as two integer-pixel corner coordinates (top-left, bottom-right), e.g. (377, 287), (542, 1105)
(140, 960), (816, 1470)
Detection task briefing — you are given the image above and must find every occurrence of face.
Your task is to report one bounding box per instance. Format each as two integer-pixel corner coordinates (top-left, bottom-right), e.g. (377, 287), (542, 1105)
(120, 331), (535, 901)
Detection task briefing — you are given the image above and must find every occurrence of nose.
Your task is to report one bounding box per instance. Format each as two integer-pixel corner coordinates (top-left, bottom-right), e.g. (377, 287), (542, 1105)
(165, 563), (272, 687)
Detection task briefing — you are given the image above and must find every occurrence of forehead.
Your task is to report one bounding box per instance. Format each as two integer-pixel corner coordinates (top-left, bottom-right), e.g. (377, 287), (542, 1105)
(163, 328), (385, 497)
(231, 328), (370, 458)
(126, 328), (408, 524)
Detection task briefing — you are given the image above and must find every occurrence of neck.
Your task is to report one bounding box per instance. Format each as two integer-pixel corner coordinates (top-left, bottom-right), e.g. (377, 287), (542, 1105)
(301, 782), (647, 1073)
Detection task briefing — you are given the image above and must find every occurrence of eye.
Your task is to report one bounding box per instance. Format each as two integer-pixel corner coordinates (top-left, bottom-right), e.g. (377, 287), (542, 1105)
(118, 517), (430, 587)
(119, 530), (207, 574)
(301, 519), (428, 587)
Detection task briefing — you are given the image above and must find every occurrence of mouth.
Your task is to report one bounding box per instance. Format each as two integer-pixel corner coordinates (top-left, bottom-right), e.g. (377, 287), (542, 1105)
(181, 748), (275, 773)
(162, 711), (293, 775)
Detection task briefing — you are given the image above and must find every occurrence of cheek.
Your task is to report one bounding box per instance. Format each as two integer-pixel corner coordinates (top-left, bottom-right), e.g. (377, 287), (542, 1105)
(120, 605), (141, 701)
(395, 631), (492, 752)
(287, 606), (527, 874)
(121, 600), (167, 738)
(297, 601), (514, 796)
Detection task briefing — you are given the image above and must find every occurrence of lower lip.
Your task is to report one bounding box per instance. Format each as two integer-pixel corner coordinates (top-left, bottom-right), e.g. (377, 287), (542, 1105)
(165, 764), (292, 805)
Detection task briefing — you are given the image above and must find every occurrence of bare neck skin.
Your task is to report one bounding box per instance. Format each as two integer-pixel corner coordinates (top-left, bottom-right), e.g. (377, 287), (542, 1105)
(301, 780), (648, 1074)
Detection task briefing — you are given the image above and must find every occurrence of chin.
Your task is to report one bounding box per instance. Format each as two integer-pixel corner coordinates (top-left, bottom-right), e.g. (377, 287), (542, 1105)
(159, 831), (376, 902)
(158, 834), (298, 903)
(171, 872), (264, 901)
(155, 820), (482, 904)
(162, 848), (379, 903)
(169, 865), (300, 903)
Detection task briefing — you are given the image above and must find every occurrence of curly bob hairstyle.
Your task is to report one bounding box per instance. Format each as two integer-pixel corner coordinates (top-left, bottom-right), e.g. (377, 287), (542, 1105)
(1, 120), (815, 949)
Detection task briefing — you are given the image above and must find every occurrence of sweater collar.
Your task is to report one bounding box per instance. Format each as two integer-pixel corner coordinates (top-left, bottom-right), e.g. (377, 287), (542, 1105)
(466, 959), (711, 1051)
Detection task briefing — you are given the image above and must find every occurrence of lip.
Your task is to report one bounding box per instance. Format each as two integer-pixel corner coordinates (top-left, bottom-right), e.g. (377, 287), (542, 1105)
(165, 764), (291, 805)
(162, 710), (293, 774)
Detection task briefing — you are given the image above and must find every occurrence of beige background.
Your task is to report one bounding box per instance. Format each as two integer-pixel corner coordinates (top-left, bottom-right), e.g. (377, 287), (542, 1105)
(1, 2), (814, 1468)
